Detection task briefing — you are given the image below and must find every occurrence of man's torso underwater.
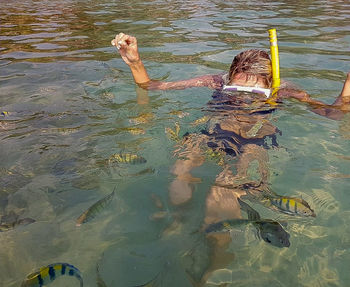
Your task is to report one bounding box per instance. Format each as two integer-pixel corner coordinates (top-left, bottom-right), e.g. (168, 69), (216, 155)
(201, 89), (281, 156)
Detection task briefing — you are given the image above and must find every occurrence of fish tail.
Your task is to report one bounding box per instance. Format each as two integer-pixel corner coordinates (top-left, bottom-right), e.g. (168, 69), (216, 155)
(259, 195), (273, 207)
(64, 263), (83, 286)
(237, 198), (261, 221)
(17, 218), (36, 225)
(205, 221), (223, 233)
(76, 211), (88, 226)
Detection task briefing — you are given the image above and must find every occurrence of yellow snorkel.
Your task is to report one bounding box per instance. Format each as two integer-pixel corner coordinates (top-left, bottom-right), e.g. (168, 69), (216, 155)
(266, 28), (280, 105)
(268, 28), (280, 89)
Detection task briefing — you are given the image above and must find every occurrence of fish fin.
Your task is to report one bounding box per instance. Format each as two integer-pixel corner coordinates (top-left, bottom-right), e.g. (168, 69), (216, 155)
(228, 228), (244, 240)
(111, 185), (117, 197)
(17, 218), (36, 226)
(260, 197), (273, 207)
(294, 197), (312, 208)
(132, 271), (161, 287)
(279, 220), (288, 228)
(253, 228), (261, 240)
(185, 269), (204, 287)
(237, 198), (261, 221)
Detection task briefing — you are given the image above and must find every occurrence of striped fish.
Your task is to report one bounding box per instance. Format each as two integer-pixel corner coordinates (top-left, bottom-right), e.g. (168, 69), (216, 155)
(268, 196), (315, 217)
(76, 189), (116, 226)
(108, 153), (147, 165)
(165, 122), (181, 142)
(21, 263), (83, 287)
(190, 115), (210, 126)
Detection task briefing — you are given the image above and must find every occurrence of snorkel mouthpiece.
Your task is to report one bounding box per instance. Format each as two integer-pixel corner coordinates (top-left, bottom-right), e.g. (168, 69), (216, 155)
(223, 85), (271, 98)
(268, 29), (280, 89)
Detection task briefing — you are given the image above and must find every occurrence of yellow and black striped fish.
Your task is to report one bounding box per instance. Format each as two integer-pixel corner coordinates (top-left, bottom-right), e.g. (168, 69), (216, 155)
(21, 263), (83, 287)
(108, 153), (147, 165)
(76, 189), (116, 226)
(268, 196), (315, 217)
(190, 115), (210, 126)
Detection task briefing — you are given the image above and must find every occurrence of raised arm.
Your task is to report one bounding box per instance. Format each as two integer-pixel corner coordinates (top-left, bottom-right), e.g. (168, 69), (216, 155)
(111, 33), (150, 84)
(111, 33), (223, 90)
(277, 73), (350, 120)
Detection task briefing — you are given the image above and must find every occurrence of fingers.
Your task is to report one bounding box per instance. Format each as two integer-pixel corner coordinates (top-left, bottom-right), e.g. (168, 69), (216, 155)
(111, 33), (136, 50)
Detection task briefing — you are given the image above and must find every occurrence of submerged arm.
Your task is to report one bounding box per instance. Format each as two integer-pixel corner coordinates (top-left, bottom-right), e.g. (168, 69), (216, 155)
(277, 73), (350, 120)
(111, 33), (223, 90)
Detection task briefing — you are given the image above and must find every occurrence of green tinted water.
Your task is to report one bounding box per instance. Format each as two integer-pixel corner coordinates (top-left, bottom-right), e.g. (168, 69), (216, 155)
(1, 0), (350, 286)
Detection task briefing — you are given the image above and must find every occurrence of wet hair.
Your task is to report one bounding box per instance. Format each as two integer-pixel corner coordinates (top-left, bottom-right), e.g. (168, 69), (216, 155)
(228, 49), (272, 88)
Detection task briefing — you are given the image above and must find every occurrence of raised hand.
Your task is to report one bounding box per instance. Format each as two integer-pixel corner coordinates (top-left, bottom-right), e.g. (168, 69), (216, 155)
(111, 33), (140, 66)
(111, 32), (150, 84)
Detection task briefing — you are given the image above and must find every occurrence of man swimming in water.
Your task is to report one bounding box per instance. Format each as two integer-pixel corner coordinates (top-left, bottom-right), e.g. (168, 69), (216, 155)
(111, 32), (350, 283)
(111, 31), (349, 207)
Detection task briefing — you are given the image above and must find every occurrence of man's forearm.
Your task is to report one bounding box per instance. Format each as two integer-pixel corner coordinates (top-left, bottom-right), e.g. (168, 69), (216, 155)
(129, 60), (150, 84)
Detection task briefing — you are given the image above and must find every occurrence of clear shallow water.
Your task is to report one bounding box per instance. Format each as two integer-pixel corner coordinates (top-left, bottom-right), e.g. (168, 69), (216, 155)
(1, 0), (350, 286)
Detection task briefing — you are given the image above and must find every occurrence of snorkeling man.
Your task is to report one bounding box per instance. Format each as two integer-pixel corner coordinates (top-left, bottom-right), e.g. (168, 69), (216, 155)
(111, 32), (350, 284)
(111, 30), (349, 208)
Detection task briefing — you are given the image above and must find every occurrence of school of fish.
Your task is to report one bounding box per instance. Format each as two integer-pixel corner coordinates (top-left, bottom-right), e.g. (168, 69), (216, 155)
(11, 103), (320, 286)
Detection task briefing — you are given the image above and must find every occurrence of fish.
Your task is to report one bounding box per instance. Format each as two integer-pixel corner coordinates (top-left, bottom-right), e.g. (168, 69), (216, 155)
(168, 110), (189, 118)
(76, 188), (116, 226)
(21, 262), (83, 287)
(245, 119), (265, 138)
(0, 217), (35, 232)
(205, 198), (290, 248)
(129, 113), (154, 124)
(165, 122), (181, 142)
(190, 115), (210, 126)
(108, 153), (147, 165)
(128, 168), (156, 177)
(124, 127), (146, 135)
(266, 195), (316, 217)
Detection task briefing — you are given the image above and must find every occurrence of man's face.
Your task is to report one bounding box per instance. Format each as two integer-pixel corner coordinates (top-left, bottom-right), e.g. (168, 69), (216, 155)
(230, 73), (268, 89)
